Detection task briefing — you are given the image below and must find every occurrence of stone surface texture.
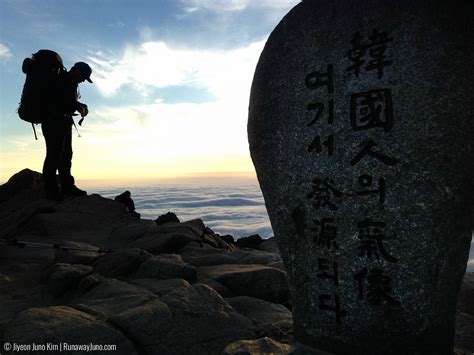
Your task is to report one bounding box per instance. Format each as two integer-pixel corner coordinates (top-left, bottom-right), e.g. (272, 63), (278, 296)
(0, 169), (290, 354)
(248, 0), (474, 353)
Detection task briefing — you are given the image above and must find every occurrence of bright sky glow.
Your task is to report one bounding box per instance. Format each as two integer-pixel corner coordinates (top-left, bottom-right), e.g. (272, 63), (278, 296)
(0, 0), (300, 183)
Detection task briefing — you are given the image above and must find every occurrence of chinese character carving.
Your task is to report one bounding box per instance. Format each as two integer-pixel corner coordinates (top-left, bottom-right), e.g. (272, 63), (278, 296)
(350, 89), (393, 133)
(307, 178), (343, 211)
(305, 64), (334, 94)
(311, 218), (339, 250)
(319, 294), (347, 323)
(350, 140), (399, 166)
(346, 29), (394, 79)
(317, 257), (339, 286)
(357, 218), (397, 262)
(354, 268), (400, 305)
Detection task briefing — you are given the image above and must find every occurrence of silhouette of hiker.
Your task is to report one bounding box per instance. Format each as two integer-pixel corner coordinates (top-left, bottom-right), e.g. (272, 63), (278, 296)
(114, 191), (141, 218)
(42, 62), (93, 200)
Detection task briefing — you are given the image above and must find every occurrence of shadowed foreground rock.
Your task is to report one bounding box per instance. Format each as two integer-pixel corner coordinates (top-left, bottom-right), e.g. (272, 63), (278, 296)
(0, 169), (286, 354)
(0, 169), (472, 354)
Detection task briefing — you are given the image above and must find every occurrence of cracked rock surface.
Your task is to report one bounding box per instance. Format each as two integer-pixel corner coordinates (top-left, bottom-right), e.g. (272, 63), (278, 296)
(0, 169), (472, 354)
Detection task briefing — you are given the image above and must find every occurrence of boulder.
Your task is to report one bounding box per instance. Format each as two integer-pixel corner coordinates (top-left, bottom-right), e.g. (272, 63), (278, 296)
(8, 193), (134, 244)
(180, 242), (281, 267)
(114, 190), (140, 218)
(3, 306), (137, 354)
(77, 272), (105, 295)
(77, 277), (152, 301)
(129, 219), (205, 254)
(220, 234), (236, 245)
(93, 248), (152, 278)
(75, 277), (157, 319)
(105, 220), (157, 248)
(455, 311), (474, 355)
(236, 234), (263, 249)
(226, 296), (292, 326)
(223, 337), (293, 355)
(201, 229), (231, 249)
(198, 264), (289, 304)
(158, 284), (257, 354)
(455, 272), (474, 354)
(54, 241), (100, 265)
(248, 0), (474, 353)
(130, 278), (191, 296)
(0, 200), (56, 240)
(108, 299), (172, 351)
(2, 168), (472, 354)
(134, 254), (197, 282)
(155, 211), (180, 226)
(0, 168), (42, 203)
(226, 296), (294, 343)
(47, 263), (93, 298)
(76, 293), (157, 321)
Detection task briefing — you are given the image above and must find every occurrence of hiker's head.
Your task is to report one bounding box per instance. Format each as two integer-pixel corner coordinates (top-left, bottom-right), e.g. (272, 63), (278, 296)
(70, 62), (93, 84)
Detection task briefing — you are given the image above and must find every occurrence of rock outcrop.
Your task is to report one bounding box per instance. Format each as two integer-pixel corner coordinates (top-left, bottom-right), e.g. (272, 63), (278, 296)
(248, 0), (474, 353)
(0, 169), (472, 354)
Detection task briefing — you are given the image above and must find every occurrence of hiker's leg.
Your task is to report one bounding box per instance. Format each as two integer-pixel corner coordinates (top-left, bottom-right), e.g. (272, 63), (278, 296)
(41, 121), (61, 194)
(58, 123), (74, 189)
(59, 122), (86, 196)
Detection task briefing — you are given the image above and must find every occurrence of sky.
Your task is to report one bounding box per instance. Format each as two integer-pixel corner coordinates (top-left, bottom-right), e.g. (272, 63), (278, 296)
(0, 0), (300, 184)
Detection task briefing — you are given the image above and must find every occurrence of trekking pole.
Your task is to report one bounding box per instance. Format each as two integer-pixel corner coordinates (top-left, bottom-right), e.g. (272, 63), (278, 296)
(31, 123), (38, 140)
(72, 120), (81, 138)
(0, 238), (112, 254)
(71, 113), (82, 137)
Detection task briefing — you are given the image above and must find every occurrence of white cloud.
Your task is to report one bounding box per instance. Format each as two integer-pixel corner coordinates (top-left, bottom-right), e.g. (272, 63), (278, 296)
(79, 34), (271, 177)
(0, 44), (12, 59)
(85, 98), (249, 157)
(88, 39), (265, 102)
(5, 38), (266, 179)
(6, 139), (29, 150)
(182, 0), (249, 12)
(71, 97), (253, 179)
(180, 0), (299, 12)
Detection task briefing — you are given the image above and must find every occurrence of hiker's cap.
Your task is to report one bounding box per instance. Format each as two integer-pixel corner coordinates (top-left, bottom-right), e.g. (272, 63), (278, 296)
(73, 62), (93, 83)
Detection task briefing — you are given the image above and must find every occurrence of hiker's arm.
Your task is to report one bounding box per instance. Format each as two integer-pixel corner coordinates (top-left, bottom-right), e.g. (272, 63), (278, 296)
(76, 102), (88, 117)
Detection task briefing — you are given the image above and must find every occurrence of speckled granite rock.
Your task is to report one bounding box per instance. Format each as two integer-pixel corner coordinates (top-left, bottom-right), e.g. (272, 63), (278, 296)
(248, 0), (474, 353)
(223, 337), (293, 355)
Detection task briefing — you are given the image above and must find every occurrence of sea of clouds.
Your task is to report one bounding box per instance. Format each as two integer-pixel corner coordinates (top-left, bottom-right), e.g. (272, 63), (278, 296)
(90, 180), (273, 239)
(89, 180), (473, 272)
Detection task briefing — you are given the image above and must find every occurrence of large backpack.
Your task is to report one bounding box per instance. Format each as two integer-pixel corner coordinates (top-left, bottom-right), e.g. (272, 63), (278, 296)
(18, 50), (65, 131)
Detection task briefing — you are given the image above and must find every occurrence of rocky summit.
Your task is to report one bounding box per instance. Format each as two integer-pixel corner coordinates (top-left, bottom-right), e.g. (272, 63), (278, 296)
(0, 169), (472, 355)
(248, 0), (473, 354)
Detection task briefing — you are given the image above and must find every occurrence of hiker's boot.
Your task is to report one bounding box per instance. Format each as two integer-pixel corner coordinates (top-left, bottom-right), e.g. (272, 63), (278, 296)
(62, 185), (87, 197)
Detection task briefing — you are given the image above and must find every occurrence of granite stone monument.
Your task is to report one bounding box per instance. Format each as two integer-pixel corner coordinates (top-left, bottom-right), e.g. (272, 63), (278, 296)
(248, 0), (474, 353)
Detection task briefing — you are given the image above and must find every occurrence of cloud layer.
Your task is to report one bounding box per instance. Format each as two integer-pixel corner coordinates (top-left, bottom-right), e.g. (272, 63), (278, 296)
(0, 44), (12, 59)
(67, 38), (267, 179)
(181, 0), (299, 13)
(0, 0), (300, 181)
(88, 39), (264, 100)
